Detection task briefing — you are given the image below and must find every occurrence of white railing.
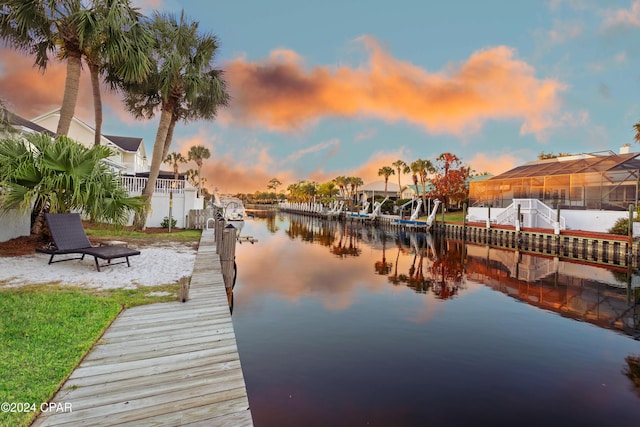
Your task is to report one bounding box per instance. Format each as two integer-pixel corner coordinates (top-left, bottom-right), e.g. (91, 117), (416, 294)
(120, 176), (186, 194)
(495, 198), (566, 230)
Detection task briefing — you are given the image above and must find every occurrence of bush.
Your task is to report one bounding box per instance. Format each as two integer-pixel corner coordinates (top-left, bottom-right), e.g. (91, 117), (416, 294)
(608, 218), (634, 235)
(161, 216), (177, 229)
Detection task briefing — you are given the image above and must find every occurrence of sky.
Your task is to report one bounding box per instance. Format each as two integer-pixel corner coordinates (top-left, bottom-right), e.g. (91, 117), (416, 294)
(2, 0), (640, 194)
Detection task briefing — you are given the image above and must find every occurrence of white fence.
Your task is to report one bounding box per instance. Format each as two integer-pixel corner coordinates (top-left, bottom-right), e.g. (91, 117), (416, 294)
(120, 176), (186, 194)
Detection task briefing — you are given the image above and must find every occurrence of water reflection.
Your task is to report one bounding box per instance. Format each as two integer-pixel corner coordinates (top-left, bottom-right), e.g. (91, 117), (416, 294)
(248, 212), (640, 337)
(235, 213), (640, 427)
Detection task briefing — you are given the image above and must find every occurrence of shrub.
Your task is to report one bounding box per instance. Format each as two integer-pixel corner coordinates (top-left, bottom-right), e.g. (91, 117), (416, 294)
(608, 218), (634, 235)
(161, 216), (177, 229)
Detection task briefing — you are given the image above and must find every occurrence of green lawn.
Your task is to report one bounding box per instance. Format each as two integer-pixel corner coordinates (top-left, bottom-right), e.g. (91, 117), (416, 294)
(0, 227), (200, 427)
(0, 284), (181, 427)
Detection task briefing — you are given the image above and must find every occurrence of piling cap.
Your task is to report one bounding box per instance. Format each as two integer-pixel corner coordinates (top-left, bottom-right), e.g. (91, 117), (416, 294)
(224, 224), (236, 229)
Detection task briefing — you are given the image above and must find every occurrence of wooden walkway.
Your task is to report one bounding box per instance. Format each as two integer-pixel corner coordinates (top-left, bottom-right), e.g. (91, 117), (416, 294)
(33, 230), (253, 427)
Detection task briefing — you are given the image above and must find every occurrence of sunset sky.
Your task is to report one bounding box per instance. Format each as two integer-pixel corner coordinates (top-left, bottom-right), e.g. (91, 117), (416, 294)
(2, 0), (640, 193)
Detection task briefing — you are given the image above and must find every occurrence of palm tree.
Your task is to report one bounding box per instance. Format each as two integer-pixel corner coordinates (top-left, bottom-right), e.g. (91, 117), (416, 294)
(164, 152), (187, 180)
(378, 166), (395, 196)
(392, 159), (410, 197)
(347, 176), (364, 207)
(0, 133), (144, 236)
(634, 121), (640, 144)
(333, 176), (348, 199)
(410, 159), (435, 214)
(184, 168), (199, 188)
(119, 11), (228, 229)
(84, 1), (151, 146)
(0, 1), (150, 138)
(188, 145), (211, 196)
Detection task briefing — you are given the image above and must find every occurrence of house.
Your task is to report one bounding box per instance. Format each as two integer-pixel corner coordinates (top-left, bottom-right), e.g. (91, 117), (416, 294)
(29, 109), (204, 228)
(361, 181), (400, 199)
(468, 147), (640, 232)
(30, 109), (148, 174)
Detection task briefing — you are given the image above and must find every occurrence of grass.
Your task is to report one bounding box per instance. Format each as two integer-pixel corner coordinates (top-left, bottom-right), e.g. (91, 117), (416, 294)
(84, 225), (201, 242)
(0, 226), (199, 427)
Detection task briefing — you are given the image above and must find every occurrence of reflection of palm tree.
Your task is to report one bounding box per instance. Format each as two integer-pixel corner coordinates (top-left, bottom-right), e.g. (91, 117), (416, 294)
(624, 354), (640, 397)
(374, 236), (392, 275)
(387, 242), (403, 285)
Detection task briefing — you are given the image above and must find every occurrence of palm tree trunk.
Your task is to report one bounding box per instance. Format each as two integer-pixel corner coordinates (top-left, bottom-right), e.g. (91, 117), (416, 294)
(133, 103), (173, 230)
(56, 52), (82, 137)
(89, 63), (103, 146)
(162, 117), (178, 160)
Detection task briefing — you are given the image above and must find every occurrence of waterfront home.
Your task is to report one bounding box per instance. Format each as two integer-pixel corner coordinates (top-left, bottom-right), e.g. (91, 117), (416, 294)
(468, 146), (640, 232)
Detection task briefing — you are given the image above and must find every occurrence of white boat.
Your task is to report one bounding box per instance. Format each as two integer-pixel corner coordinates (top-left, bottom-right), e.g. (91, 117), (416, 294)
(214, 194), (246, 234)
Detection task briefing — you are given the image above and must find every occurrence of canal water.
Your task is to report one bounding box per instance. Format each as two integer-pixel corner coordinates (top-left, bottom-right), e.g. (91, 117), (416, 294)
(231, 212), (640, 427)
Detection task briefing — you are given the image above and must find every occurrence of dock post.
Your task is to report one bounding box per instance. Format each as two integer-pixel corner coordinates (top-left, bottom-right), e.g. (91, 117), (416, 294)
(462, 203), (467, 241)
(221, 224), (237, 290)
(215, 215), (225, 253)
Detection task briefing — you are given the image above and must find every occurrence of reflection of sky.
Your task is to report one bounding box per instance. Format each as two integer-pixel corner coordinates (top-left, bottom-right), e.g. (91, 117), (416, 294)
(231, 215), (640, 427)
(236, 217), (439, 313)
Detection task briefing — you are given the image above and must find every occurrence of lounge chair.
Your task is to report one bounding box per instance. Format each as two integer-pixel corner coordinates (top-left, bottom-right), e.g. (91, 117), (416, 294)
(36, 213), (140, 272)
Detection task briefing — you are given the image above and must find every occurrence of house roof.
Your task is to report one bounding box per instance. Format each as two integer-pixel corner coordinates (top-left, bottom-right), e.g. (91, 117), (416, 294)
(8, 112), (54, 136)
(104, 135), (143, 152)
(489, 151), (640, 180)
(362, 180), (400, 192)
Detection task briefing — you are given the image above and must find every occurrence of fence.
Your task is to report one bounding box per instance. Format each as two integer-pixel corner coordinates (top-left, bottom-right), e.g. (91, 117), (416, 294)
(120, 176), (186, 194)
(188, 208), (217, 229)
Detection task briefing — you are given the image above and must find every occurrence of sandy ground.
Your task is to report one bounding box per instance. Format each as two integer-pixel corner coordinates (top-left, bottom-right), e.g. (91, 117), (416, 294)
(0, 241), (197, 290)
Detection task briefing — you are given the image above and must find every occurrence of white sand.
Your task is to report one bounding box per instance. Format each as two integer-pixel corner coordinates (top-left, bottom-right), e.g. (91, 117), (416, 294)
(0, 242), (197, 290)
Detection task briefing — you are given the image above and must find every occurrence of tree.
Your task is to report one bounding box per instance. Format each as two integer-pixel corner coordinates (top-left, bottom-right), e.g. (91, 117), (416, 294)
(267, 177), (282, 192)
(378, 166), (395, 195)
(187, 145), (210, 197)
(0, 98), (15, 134)
(346, 176), (364, 207)
(0, 0), (150, 138)
(634, 122), (640, 144)
(429, 152), (471, 209)
(84, 1), (151, 146)
(392, 159), (410, 197)
(184, 168), (199, 188)
(119, 11), (227, 229)
(0, 132), (144, 236)
(164, 152), (187, 180)
(538, 151), (571, 160)
(333, 176), (348, 199)
(410, 159), (435, 213)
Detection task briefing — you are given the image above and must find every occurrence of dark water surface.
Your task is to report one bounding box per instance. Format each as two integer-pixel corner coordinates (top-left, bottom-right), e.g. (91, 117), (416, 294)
(231, 213), (640, 427)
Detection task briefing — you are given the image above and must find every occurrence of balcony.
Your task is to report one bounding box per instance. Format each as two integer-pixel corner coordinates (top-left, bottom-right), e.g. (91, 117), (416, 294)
(120, 176), (186, 194)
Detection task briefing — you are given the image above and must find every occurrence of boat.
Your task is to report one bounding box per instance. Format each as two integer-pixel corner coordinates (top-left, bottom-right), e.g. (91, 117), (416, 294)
(214, 194), (246, 234)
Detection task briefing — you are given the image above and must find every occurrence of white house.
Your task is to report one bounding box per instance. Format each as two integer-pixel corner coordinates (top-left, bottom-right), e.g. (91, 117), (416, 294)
(362, 181), (400, 199)
(0, 110), (203, 241)
(30, 109), (148, 174)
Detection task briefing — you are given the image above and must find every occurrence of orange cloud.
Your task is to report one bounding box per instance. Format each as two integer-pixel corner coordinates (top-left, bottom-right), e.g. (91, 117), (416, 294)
(467, 152), (520, 176)
(222, 37), (566, 139)
(0, 47), (129, 126)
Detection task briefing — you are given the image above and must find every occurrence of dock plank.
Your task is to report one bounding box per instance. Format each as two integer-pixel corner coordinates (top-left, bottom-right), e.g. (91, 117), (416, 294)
(32, 230), (253, 427)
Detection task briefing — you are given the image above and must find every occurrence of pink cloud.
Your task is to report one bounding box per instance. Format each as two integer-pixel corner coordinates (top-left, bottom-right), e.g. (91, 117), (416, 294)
(222, 37), (567, 139)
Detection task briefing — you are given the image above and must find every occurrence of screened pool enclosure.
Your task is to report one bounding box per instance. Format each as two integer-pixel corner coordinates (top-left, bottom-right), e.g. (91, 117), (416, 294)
(469, 151), (640, 211)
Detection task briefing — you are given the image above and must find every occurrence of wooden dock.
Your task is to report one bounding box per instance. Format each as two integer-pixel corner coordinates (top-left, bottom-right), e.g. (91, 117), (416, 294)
(33, 230), (253, 427)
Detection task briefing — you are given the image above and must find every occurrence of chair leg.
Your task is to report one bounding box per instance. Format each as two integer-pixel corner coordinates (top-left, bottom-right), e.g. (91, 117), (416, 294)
(93, 257), (101, 272)
(126, 257), (130, 267)
(48, 255), (54, 264)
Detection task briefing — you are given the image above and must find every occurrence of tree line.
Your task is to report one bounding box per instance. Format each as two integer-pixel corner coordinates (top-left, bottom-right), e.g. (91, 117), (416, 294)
(247, 152), (473, 212)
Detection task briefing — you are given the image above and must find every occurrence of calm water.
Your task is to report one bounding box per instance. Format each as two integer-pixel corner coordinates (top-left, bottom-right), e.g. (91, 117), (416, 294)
(231, 212), (640, 427)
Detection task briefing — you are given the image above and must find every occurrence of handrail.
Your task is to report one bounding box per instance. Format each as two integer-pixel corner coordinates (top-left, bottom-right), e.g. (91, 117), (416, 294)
(120, 176), (186, 194)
